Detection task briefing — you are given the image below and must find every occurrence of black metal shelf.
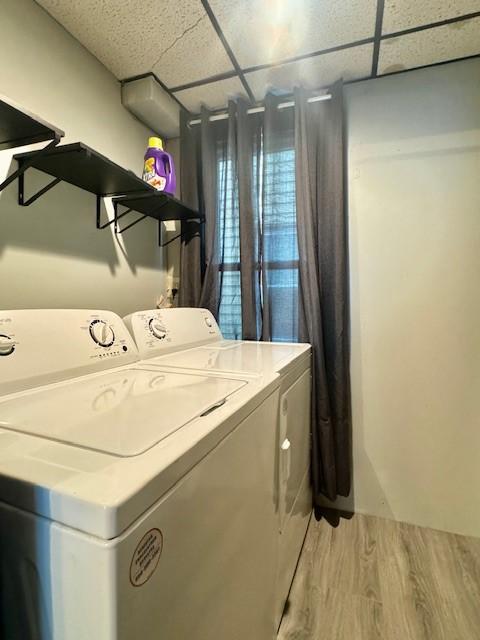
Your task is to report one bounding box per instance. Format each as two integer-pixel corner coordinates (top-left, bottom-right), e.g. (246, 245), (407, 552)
(0, 95), (200, 245)
(14, 142), (154, 199)
(0, 94), (64, 194)
(11, 141), (201, 245)
(112, 192), (203, 246)
(0, 93), (64, 150)
(112, 192), (201, 221)
(13, 142), (159, 232)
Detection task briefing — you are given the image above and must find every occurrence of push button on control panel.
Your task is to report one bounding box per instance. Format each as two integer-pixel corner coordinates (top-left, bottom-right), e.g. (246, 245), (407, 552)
(149, 318), (167, 340)
(0, 334), (15, 357)
(89, 319), (115, 348)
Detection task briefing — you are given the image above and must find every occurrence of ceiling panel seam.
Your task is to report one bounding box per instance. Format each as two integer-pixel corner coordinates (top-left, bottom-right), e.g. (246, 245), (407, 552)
(166, 9), (480, 94)
(168, 38), (376, 94)
(117, 8), (480, 109)
(199, 0), (256, 103)
(371, 0), (385, 76)
(241, 38), (376, 75)
(377, 52), (480, 78)
(151, 13), (208, 70)
(381, 11), (480, 39)
(168, 70), (239, 93)
(183, 53), (480, 117)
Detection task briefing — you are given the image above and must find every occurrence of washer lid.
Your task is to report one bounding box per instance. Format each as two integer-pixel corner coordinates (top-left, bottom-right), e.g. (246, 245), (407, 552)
(0, 368), (246, 457)
(154, 341), (310, 374)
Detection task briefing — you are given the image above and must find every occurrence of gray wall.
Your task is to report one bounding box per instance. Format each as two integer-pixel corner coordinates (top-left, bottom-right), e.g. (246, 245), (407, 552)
(324, 58), (480, 537)
(167, 61), (480, 537)
(0, 0), (165, 317)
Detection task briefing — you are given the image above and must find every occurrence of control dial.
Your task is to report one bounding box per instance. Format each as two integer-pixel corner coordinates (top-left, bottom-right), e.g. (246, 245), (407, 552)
(204, 316), (213, 328)
(0, 334), (15, 357)
(149, 318), (167, 340)
(89, 319), (115, 348)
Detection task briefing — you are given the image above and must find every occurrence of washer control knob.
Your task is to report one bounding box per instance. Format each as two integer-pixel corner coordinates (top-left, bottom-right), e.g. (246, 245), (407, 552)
(0, 334), (15, 357)
(149, 318), (167, 340)
(204, 316), (213, 328)
(89, 320), (115, 348)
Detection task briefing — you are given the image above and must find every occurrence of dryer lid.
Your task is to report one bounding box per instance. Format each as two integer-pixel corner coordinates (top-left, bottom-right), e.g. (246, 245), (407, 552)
(153, 341), (310, 374)
(0, 368), (245, 457)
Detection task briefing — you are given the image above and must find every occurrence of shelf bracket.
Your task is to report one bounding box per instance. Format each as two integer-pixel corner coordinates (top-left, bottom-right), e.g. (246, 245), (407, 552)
(0, 134), (61, 195)
(158, 219), (203, 248)
(110, 199), (148, 235)
(18, 174), (61, 206)
(116, 214), (147, 234)
(104, 197), (205, 247)
(96, 196), (136, 230)
(159, 229), (183, 248)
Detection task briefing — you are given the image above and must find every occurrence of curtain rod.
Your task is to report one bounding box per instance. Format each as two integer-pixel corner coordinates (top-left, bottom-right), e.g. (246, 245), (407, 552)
(188, 92), (331, 125)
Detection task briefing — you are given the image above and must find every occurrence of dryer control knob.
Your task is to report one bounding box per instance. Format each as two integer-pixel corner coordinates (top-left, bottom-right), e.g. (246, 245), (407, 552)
(0, 334), (14, 356)
(149, 318), (167, 340)
(204, 316), (213, 328)
(89, 320), (115, 348)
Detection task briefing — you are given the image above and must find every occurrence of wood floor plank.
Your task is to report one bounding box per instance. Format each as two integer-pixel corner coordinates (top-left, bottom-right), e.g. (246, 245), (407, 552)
(406, 524), (480, 640)
(278, 513), (480, 640)
(325, 513), (381, 602)
(279, 588), (383, 640)
(278, 517), (332, 639)
(379, 521), (446, 640)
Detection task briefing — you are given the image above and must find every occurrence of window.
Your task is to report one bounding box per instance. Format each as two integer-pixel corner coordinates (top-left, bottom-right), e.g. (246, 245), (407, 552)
(216, 136), (299, 342)
(262, 145), (299, 342)
(217, 156), (242, 339)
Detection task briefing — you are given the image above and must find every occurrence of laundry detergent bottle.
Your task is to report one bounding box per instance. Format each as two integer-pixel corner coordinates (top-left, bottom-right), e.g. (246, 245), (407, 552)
(142, 137), (176, 194)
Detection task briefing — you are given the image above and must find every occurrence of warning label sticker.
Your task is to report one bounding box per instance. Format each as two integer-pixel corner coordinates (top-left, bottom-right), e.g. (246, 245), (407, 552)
(130, 528), (163, 587)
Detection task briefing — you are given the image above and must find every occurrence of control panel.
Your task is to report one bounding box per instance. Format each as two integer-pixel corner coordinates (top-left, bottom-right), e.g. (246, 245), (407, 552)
(149, 317), (167, 340)
(89, 319), (116, 347)
(0, 310), (139, 397)
(123, 308), (221, 359)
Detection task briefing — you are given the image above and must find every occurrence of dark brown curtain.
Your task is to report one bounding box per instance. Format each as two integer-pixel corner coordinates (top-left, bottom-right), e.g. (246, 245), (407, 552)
(180, 100), (263, 337)
(178, 109), (202, 307)
(178, 84), (351, 503)
(294, 81), (351, 501)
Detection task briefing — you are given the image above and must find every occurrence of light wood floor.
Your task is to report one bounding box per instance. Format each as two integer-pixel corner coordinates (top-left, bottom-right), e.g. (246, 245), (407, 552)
(278, 512), (480, 640)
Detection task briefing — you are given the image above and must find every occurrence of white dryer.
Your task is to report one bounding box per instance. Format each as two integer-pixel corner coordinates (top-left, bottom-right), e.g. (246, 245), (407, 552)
(0, 309), (281, 640)
(124, 307), (313, 627)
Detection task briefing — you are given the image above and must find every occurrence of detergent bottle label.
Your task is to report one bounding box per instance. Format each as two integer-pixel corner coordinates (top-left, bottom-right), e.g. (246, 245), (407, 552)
(143, 157), (167, 190)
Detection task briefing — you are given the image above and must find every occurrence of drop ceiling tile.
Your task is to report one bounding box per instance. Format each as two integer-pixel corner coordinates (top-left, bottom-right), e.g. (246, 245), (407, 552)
(245, 44), (374, 101)
(379, 16), (480, 75)
(208, 0), (377, 68)
(36, 0), (234, 86)
(383, 0), (480, 34)
(173, 77), (247, 113)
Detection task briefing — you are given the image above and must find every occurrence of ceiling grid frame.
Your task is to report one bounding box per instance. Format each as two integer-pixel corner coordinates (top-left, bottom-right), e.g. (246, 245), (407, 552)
(371, 0), (386, 76)
(35, 0), (480, 114)
(169, 4), (480, 112)
(199, 0), (256, 104)
(382, 10), (480, 40)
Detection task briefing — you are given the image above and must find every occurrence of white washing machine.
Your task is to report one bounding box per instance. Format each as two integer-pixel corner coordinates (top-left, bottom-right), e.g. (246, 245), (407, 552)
(0, 309), (281, 640)
(124, 307), (313, 628)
